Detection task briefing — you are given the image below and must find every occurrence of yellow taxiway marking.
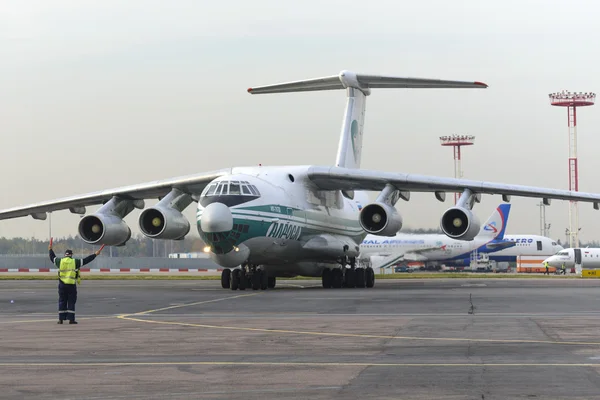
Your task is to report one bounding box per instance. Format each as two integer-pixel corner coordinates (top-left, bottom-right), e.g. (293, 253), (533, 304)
(118, 291), (600, 347)
(126, 293), (260, 316)
(118, 315), (600, 346)
(0, 293), (259, 325)
(1, 361), (600, 368)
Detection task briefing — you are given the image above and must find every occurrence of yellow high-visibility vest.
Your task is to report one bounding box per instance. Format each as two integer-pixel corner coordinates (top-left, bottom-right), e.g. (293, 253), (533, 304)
(59, 258), (77, 285)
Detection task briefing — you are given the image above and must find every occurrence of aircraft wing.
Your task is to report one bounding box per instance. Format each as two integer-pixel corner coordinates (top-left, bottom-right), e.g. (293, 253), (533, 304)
(401, 245), (448, 262)
(0, 169), (230, 220)
(371, 253), (406, 269)
(483, 241), (516, 251)
(307, 166), (600, 206)
(370, 246), (444, 269)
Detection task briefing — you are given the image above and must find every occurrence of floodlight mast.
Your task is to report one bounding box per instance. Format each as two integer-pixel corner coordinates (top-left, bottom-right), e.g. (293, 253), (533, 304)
(549, 90), (596, 248)
(439, 134), (475, 204)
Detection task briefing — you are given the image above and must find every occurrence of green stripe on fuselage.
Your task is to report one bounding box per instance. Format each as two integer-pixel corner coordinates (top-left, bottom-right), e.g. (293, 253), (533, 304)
(197, 203), (365, 251)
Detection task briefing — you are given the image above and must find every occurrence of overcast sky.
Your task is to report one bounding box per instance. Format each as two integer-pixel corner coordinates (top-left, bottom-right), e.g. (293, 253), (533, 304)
(1, 0), (599, 245)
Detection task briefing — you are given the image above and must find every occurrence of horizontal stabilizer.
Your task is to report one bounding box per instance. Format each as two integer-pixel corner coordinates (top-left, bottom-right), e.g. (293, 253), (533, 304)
(248, 70), (487, 95)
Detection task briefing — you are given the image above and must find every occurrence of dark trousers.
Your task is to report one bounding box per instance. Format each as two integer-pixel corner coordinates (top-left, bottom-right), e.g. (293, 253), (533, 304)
(58, 281), (77, 321)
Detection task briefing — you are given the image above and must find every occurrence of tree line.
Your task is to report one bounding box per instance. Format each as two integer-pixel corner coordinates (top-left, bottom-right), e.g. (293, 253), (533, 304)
(0, 235), (208, 257)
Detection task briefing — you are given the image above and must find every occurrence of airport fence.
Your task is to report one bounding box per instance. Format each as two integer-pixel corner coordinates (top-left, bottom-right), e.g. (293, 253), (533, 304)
(0, 255), (222, 272)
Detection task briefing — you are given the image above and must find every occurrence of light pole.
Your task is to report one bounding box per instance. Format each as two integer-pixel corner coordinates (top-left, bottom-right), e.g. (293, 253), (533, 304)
(565, 228), (582, 247)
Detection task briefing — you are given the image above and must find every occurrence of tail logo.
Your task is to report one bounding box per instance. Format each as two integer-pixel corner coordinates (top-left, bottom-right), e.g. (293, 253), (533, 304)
(350, 120), (359, 161)
(484, 222), (498, 233)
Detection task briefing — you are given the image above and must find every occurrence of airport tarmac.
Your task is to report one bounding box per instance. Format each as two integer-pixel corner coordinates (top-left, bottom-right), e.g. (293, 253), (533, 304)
(2, 279), (600, 399)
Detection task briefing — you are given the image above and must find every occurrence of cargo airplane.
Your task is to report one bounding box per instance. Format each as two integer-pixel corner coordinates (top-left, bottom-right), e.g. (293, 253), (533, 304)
(1, 70), (600, 291)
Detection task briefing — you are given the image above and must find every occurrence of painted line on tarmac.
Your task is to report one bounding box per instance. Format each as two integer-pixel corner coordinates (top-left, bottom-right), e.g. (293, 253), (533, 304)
(1, 291), (261, 324)
(125, 292), (261, 316)
(0, 316), (117, 325)
(277, 283), (312, 288)
(116, 312), (600, 319)
(118, 315), (600, 346)
(64, 386), (344, 400)
(1, 361), (600, 368)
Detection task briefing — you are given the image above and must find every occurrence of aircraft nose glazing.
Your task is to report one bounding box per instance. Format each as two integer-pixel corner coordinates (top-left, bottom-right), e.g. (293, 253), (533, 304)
(200, 202), (233, 233)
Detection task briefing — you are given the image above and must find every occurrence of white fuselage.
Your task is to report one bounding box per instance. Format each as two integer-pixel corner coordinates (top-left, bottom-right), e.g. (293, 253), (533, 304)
(544, 248), (600, 268)
(489, 235), (563, 260)
(196, 165), (369, 277)
(360, 233), (483, 263)
(359, 234), (562, 267)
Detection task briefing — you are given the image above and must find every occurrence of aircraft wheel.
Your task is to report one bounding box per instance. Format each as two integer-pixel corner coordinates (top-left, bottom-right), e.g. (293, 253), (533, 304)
(366, 267), (375, 288)
(231, 269), (240, 290)
(322, 269), (332, 289)
(238, 269), (247, 291)
(268, 276), (276, 289)
(355, 268), (366, 288)
(344, 268), (356, 288)
(251, 271), (261, 290)
(221, 269), (231, 289)
(260, 270), (268, 290)
(332, 268), (343, 288)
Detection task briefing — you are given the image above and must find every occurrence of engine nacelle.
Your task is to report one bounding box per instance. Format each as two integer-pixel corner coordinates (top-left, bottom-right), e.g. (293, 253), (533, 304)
(78, 213), (132, 246)
(139, 206), (190, 240)
(440, 206), (481, 241)
(359, 202), (403, 236)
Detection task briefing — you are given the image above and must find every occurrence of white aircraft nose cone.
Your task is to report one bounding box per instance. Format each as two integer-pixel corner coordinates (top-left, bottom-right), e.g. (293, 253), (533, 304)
(200, 203), (233, 233)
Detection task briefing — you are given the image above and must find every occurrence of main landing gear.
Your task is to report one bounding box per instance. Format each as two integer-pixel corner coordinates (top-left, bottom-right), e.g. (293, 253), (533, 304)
(321, 257), (375, 289)
(221, 264), (274, 291)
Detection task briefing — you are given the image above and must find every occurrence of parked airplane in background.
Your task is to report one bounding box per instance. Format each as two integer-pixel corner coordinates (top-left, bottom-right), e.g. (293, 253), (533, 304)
(442, 235), (563, 267)
(544, 248), (600, 268)
(359, 204), (514, 269)
(0, 70), (599, 291)
(440, 235), (563, 268)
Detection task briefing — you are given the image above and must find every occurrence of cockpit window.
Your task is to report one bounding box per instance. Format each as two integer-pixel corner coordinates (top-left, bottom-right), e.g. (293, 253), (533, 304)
(205, 183), (218, 196)
(221, 182), (229, 195)
(552, 242), (557, 246)
(200, 180), (262, 207)
(202, 181), (261, 197)
(229, 182), (241, 195)
(557, 251), (568, 256)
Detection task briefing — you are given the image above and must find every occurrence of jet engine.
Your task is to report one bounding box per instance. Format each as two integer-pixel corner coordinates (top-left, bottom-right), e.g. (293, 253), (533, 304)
(359, 202), (403, 236)
(78, 214), (132, 246)
(440, 206), (480, 241)
(139, 206), (190, 240)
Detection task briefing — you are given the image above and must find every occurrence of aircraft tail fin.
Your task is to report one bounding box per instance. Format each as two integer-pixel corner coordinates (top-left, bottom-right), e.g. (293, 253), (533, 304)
(248, 71), (487, 169)
(479, 204), (511, 240)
